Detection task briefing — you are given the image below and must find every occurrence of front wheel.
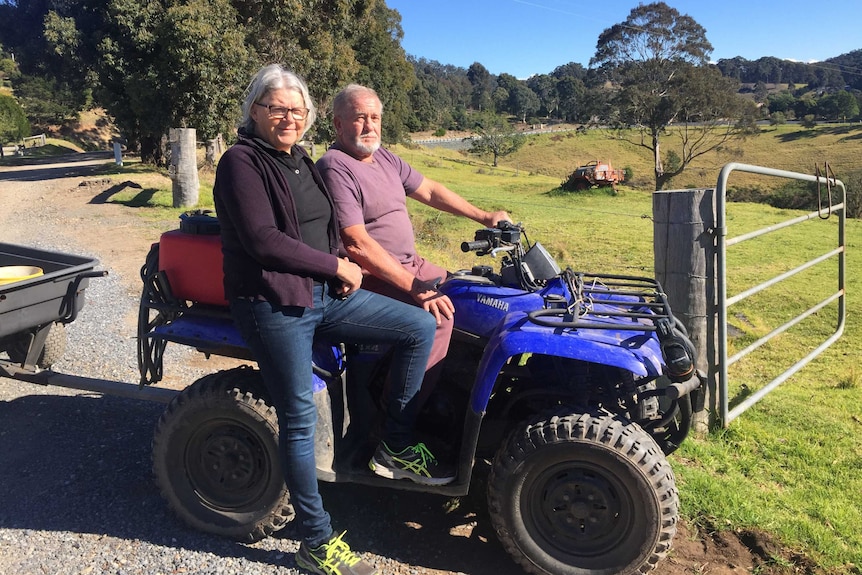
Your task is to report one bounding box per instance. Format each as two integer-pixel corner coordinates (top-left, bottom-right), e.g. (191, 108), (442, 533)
(488, 410), (678, 575)
(152, 366), (292, 542)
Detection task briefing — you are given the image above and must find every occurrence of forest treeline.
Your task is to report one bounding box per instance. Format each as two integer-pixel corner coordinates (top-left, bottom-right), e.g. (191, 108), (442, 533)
(408, 51), (862, 132)
(1, 0), (861, 163)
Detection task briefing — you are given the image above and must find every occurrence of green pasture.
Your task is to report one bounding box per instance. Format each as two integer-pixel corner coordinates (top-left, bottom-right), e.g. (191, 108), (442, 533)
(63, 125), (862, 573)
(406, 140), (861, 573)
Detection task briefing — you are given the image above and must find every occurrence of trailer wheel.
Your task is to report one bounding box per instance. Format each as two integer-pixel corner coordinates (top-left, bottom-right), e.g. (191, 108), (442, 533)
(6, 322), (67, 368)
(488, 410), (678, 575)
(153, 366), (292, 542)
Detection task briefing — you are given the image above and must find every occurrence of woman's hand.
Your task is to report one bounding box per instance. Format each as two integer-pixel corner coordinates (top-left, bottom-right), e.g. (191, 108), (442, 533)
(335, 257), (363, 296)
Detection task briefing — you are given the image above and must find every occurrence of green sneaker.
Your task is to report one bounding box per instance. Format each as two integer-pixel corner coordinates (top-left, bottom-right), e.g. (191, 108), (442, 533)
(295, 531), (377, 575)
(368, 441), (455, 486)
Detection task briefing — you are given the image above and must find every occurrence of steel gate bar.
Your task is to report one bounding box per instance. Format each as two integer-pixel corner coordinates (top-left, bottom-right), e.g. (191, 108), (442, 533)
(715, 163), (846, 426)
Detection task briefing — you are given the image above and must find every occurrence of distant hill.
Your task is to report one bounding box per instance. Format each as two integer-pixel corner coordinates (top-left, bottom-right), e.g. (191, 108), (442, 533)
(715, 50), (862, 89)
(825, 49), (862, 89)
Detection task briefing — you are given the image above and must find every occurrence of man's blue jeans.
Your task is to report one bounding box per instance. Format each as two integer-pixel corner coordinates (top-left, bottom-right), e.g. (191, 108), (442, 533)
(230, 284), (436, 547)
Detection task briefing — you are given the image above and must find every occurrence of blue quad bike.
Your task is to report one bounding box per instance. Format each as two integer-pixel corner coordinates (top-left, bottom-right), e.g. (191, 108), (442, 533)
(138, 217), (702, 575)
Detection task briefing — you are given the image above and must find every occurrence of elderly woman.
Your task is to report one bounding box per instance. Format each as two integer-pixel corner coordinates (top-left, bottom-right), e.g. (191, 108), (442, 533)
(213, 64), (450, 575)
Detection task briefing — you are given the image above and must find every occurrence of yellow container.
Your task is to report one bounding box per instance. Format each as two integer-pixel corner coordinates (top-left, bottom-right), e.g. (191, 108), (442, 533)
(0, 265), (44, 285)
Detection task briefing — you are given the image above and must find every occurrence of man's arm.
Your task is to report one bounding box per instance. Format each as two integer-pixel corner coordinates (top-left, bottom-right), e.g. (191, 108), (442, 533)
(340, 223), (454, 325)
(409, 177), (510, 227)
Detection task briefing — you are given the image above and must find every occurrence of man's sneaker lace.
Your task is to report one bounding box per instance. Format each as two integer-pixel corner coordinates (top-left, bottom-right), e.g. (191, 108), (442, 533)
(369, 441), (455, 485)
(295, 531), (377, 575)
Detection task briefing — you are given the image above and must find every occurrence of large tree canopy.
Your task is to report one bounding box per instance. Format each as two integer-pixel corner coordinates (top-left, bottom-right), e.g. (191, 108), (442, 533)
(0, 0), (413, 163)
(591, 1), (756, 190)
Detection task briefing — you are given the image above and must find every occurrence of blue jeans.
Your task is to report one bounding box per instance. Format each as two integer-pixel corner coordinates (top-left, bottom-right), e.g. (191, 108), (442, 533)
(230, 284), (436, 547)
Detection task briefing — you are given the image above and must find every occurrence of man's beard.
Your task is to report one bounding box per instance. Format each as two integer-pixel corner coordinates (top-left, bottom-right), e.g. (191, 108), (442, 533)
(354, 135), (380, 155)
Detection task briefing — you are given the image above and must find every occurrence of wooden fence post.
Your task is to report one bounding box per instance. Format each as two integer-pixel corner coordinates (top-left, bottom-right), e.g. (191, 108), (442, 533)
(169, 127), (199, 208)
(653, 188), (720, 433)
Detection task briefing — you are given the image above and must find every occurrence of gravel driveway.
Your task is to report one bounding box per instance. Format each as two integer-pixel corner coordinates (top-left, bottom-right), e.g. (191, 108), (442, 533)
(0, 158), (513, 575)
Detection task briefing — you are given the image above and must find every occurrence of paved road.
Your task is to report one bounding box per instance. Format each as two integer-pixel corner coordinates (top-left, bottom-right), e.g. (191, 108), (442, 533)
(0, 151), (116, 182)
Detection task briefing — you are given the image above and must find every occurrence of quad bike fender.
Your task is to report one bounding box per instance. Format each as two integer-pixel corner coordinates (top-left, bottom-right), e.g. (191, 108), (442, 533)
(470, 311), (664, 412)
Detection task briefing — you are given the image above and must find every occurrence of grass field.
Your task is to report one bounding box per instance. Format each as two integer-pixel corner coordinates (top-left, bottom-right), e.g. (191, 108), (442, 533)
(502, 122), (862, 190)
(27, 124), (862, 574)
(414, 139), (862, 574)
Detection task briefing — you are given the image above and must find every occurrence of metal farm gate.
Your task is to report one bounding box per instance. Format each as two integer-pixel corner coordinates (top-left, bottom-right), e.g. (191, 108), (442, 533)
(715, 163), (846, 426)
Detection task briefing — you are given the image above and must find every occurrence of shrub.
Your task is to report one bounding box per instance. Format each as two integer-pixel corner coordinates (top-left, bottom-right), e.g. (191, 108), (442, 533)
(727, 171), (861, 219)
(770, 112), (787, 125)
(433, 128), (446, 137)
(841, 169), (862, 219)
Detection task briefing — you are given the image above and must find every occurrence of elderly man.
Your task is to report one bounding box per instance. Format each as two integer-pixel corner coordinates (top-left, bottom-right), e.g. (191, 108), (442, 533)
(317, 84), (509, 472)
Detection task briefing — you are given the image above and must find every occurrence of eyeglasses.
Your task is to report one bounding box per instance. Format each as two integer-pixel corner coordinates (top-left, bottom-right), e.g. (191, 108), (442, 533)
(254, 102), (309, 120)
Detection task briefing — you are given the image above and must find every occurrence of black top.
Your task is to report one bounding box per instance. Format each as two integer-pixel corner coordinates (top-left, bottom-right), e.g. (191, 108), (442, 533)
(212, 129), (341, 308)
(275, 150), (331, 257)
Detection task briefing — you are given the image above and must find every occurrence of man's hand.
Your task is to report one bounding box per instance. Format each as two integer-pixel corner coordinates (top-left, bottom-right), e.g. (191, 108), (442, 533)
(335, 257), (363, 297)
(484, 210), (512, 228)
(411, 278), (454, 326)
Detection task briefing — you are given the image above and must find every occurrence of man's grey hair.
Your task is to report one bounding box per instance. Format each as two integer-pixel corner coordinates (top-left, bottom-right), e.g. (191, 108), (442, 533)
(332, 84), (384, 119)
(239, 64), (317, 137)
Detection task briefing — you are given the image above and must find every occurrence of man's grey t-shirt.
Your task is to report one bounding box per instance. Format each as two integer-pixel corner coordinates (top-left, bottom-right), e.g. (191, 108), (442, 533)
(317, 146), (424, 265)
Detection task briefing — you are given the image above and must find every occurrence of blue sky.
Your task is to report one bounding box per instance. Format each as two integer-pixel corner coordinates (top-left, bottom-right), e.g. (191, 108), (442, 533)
(386, 0), (862, 79)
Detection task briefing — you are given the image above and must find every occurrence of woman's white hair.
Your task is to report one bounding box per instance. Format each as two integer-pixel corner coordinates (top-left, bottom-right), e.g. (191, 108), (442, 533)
(240, 64), (317, 137)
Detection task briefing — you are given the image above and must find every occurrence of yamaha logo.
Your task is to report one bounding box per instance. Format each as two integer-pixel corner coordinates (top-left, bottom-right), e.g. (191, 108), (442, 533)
(477, 294), (509, 312)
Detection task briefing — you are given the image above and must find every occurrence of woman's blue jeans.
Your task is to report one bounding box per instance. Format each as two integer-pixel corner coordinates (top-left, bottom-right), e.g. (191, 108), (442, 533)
(230, 284), (436, 547)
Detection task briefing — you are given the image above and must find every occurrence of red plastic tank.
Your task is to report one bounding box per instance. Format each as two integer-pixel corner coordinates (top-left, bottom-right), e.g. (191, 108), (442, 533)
(158, 213), (226, 306)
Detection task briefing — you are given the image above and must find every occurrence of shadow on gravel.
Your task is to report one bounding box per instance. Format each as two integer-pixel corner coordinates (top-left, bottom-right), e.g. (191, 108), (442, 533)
(316, 480), (515, 574)
(0, 391), (515, 574)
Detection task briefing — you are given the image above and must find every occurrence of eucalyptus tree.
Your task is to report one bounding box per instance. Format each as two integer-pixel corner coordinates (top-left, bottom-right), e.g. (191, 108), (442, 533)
(467, 110), (524, 167)
(591, 1), (757, 190)
(0, 93), (29, 158)
(526, 74), (558, 118)
(350, 0), (414, 143)
(3, 5), (94, 125)
(88, 0), (254, 163)
(819, 90), (859, 121)
(467, 61), (494, 111)
(408, 57), (472, 131)
(556, 76), (586, 122)
(228, 0), (414, 144)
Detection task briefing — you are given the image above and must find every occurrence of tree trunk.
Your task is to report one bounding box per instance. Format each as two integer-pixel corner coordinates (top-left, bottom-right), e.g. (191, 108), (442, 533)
(140, 136), (157, 165)
(203, 133), (226, 169)
(652, 130), (663, 191)
(170, 127), (199, 208)
(140, 134), (166, 166)
(204, 139), (217, 170)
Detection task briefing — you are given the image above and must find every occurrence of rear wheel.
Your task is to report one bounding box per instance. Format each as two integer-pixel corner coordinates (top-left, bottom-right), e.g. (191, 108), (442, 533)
(152, 366), (292, 542)
(488, 410), (678, 575)
(6, 322), (67, 368)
